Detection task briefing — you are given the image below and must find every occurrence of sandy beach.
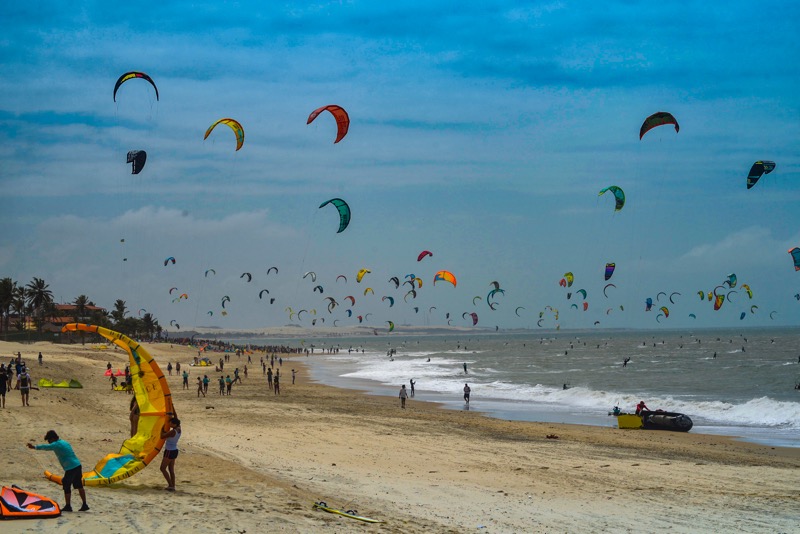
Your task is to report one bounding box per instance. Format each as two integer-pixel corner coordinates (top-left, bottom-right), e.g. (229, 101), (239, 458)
(1, 339), (798, 533)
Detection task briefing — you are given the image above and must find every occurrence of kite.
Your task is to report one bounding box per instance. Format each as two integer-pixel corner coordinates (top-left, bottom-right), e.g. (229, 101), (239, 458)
(489, 281), (501, 290)
(583, 302), (589, 311)
(598, 186), (625, 212)
(179, 293), (188, 300)
(746, 161), (776, 189)
(319, 198), (351, 233)
(221, 296), (230, 308)
(126, 150), (147, 174)
(788, 247), (800, 271)
(364, 287), (374, 295)
(713, 294), (725, 311)
(404, 290), (416, 302)
(313, 285), (324, 294)
(259, 289), (270, 299)
(304, 271), (317, 282)
(382, 296), (395, 307)
(563, 272), (574, 287)
(741, 284), (752, 299)
(169, 287), (178, 295)
(386, 321), (395, 332)
(575, 289), (587, 300)
(113, 71), (159, 102)
(337, 275), (348, 283)
(417, 250), (433, 262)
(267, 266), (279, 275)
(307, 105), (350, 143)
(241, 272), (252, 282)
(463, 312), (478, 326)
(388, 277), (400, 289)
(356, 269), (371, 283)
(603, 284), (616, 298)
(725, 273), (737, 288)
(204, 118), (244, 151)
(660, 306), (669, 318)
(604, 263), (615, 281)
(657, 291), (667, 302)
(163, 257), (175, 266)
(515, 307), (525, 317)
(53, 324), (174, 486)
(0, 485), (61, 518)
(433, 271), (457, 287)
(204, 269), (216, 277)
(669, 292), (681, 304)
(645, 298), (653, 311)
(473, 296), (482, 306)
(639, 111), (679, 140)
(688, 313), (696, 319)
(740, 312), (746, 321)
(344, 295), (355, 306)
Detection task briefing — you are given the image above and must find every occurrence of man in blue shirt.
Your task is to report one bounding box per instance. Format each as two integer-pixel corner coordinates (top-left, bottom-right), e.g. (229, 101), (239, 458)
(27, 430), (89, 512)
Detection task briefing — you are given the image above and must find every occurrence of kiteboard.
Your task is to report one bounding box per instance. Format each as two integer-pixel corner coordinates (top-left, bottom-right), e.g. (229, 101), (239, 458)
(313, 501), (382, 523)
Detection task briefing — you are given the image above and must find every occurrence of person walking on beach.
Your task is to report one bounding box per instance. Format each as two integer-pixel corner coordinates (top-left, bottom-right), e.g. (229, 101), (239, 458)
(27, 430), (89, 511)
(167, 362), (173, 376)
(399, 384), (408, 408)
(160, 418), (181, 491)
(267, 367), (273, 391)
(182, 370), (189, 389)
(225, 375), (233, 395)
(463, 383), (471, 404)
(202, 375), (210, 395)
(196, 377), (205, 397)
(409, 379), (415, 397)
(17, 366), (32, 407)
(291, 369), (296, 384)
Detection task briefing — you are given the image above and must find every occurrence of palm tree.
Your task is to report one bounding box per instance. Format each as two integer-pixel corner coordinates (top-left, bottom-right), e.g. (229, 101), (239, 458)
(111, 299), (128, 325)
(26, 277), (54, 332)
(141, 313), (157, 339)
(11, 286), (27, 331)
(72, 295), (91, 344)
(0, 277), (16, 333)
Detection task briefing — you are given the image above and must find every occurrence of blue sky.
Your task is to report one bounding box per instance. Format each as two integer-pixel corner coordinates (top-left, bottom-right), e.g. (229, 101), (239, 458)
(2, 1), (799, 331)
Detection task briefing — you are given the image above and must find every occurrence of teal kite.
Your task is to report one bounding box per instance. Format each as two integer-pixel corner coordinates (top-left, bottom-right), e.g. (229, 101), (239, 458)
(319, 198), (351, 233)
(598, 186), (625, 212)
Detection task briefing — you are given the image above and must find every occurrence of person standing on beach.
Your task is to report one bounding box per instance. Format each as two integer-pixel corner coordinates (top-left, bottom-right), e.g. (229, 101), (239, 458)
(167, 362), (172, 376)
(218, 375), (225, 395)
(182, 370), (189, 389)
(273, 372), (280, 395)
(202, 375), (210, 395)
(267, 367), (273, 391)
(38, 352), (43, 366)
(409, 379), (415, 397)
(291, 369), (296, 384)
(463, 383), (471, 404)
(399, 384), (408, 408)
(225, 375), (233, 395)
(0, 364), (7, 408)
(27, 430), (89, 511)
(160, 418), (181, 491)
(196, 377), (205, 397)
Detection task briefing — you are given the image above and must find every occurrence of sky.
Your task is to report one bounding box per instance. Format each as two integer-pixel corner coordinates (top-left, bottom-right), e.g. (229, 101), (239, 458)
(1, 1), (799, 332)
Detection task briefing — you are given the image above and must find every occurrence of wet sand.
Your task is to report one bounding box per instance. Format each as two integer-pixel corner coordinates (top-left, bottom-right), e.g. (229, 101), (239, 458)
(1, 339), (798, 533)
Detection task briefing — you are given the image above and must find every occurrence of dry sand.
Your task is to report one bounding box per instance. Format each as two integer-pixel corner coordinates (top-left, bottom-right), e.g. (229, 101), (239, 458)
(1, 339), (798, 533)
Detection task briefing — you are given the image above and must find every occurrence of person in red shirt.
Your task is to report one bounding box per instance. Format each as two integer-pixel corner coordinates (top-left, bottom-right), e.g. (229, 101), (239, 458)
(635, 401), (649, 415)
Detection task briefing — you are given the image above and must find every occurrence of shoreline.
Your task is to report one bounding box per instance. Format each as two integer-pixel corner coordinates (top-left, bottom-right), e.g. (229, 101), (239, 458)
(2, 339), (798, 533)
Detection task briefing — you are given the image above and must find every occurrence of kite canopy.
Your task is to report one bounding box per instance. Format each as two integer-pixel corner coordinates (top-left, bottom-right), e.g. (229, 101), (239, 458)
(639, 111), (679, 139)
(307, 104), (350, 143)
(598, 186), (625, 212)
(0, 485), (61, 518)
(746, 161), (776, 189)
(789, 247), (800, 271)
(204, 118), (244, 151)
(126, 150), (147, 174)
(433, 270), (457, 287)
(604, 263), (615, 281)
(113, 71), (159, 102)
(319, 198), (351, 233)
(49, 324), (174, 487)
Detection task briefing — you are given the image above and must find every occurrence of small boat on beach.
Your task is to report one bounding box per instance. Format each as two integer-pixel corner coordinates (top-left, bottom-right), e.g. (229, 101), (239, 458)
(615, 410), (693, 432)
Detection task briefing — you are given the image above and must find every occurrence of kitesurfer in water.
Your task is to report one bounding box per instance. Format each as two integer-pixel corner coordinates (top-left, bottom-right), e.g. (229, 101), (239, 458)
(160, 418), (181, 491)
(410, 379), (415, 397)
(28, 431), (89, 511)
(463, 362), (468, 374)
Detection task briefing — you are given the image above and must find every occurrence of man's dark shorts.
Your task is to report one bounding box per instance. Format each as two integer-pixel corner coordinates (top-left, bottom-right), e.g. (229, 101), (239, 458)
(62, 465), (84, 490)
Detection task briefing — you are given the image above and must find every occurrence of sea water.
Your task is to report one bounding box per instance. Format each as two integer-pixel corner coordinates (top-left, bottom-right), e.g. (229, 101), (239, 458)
(222, 328), (800, 448)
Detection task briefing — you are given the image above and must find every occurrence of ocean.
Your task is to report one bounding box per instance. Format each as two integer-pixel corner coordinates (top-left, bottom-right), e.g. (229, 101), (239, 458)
(222, 327), (800, 448)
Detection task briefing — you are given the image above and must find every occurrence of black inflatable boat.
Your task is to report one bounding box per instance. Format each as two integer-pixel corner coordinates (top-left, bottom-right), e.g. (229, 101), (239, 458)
(640, 410), (693, 432)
